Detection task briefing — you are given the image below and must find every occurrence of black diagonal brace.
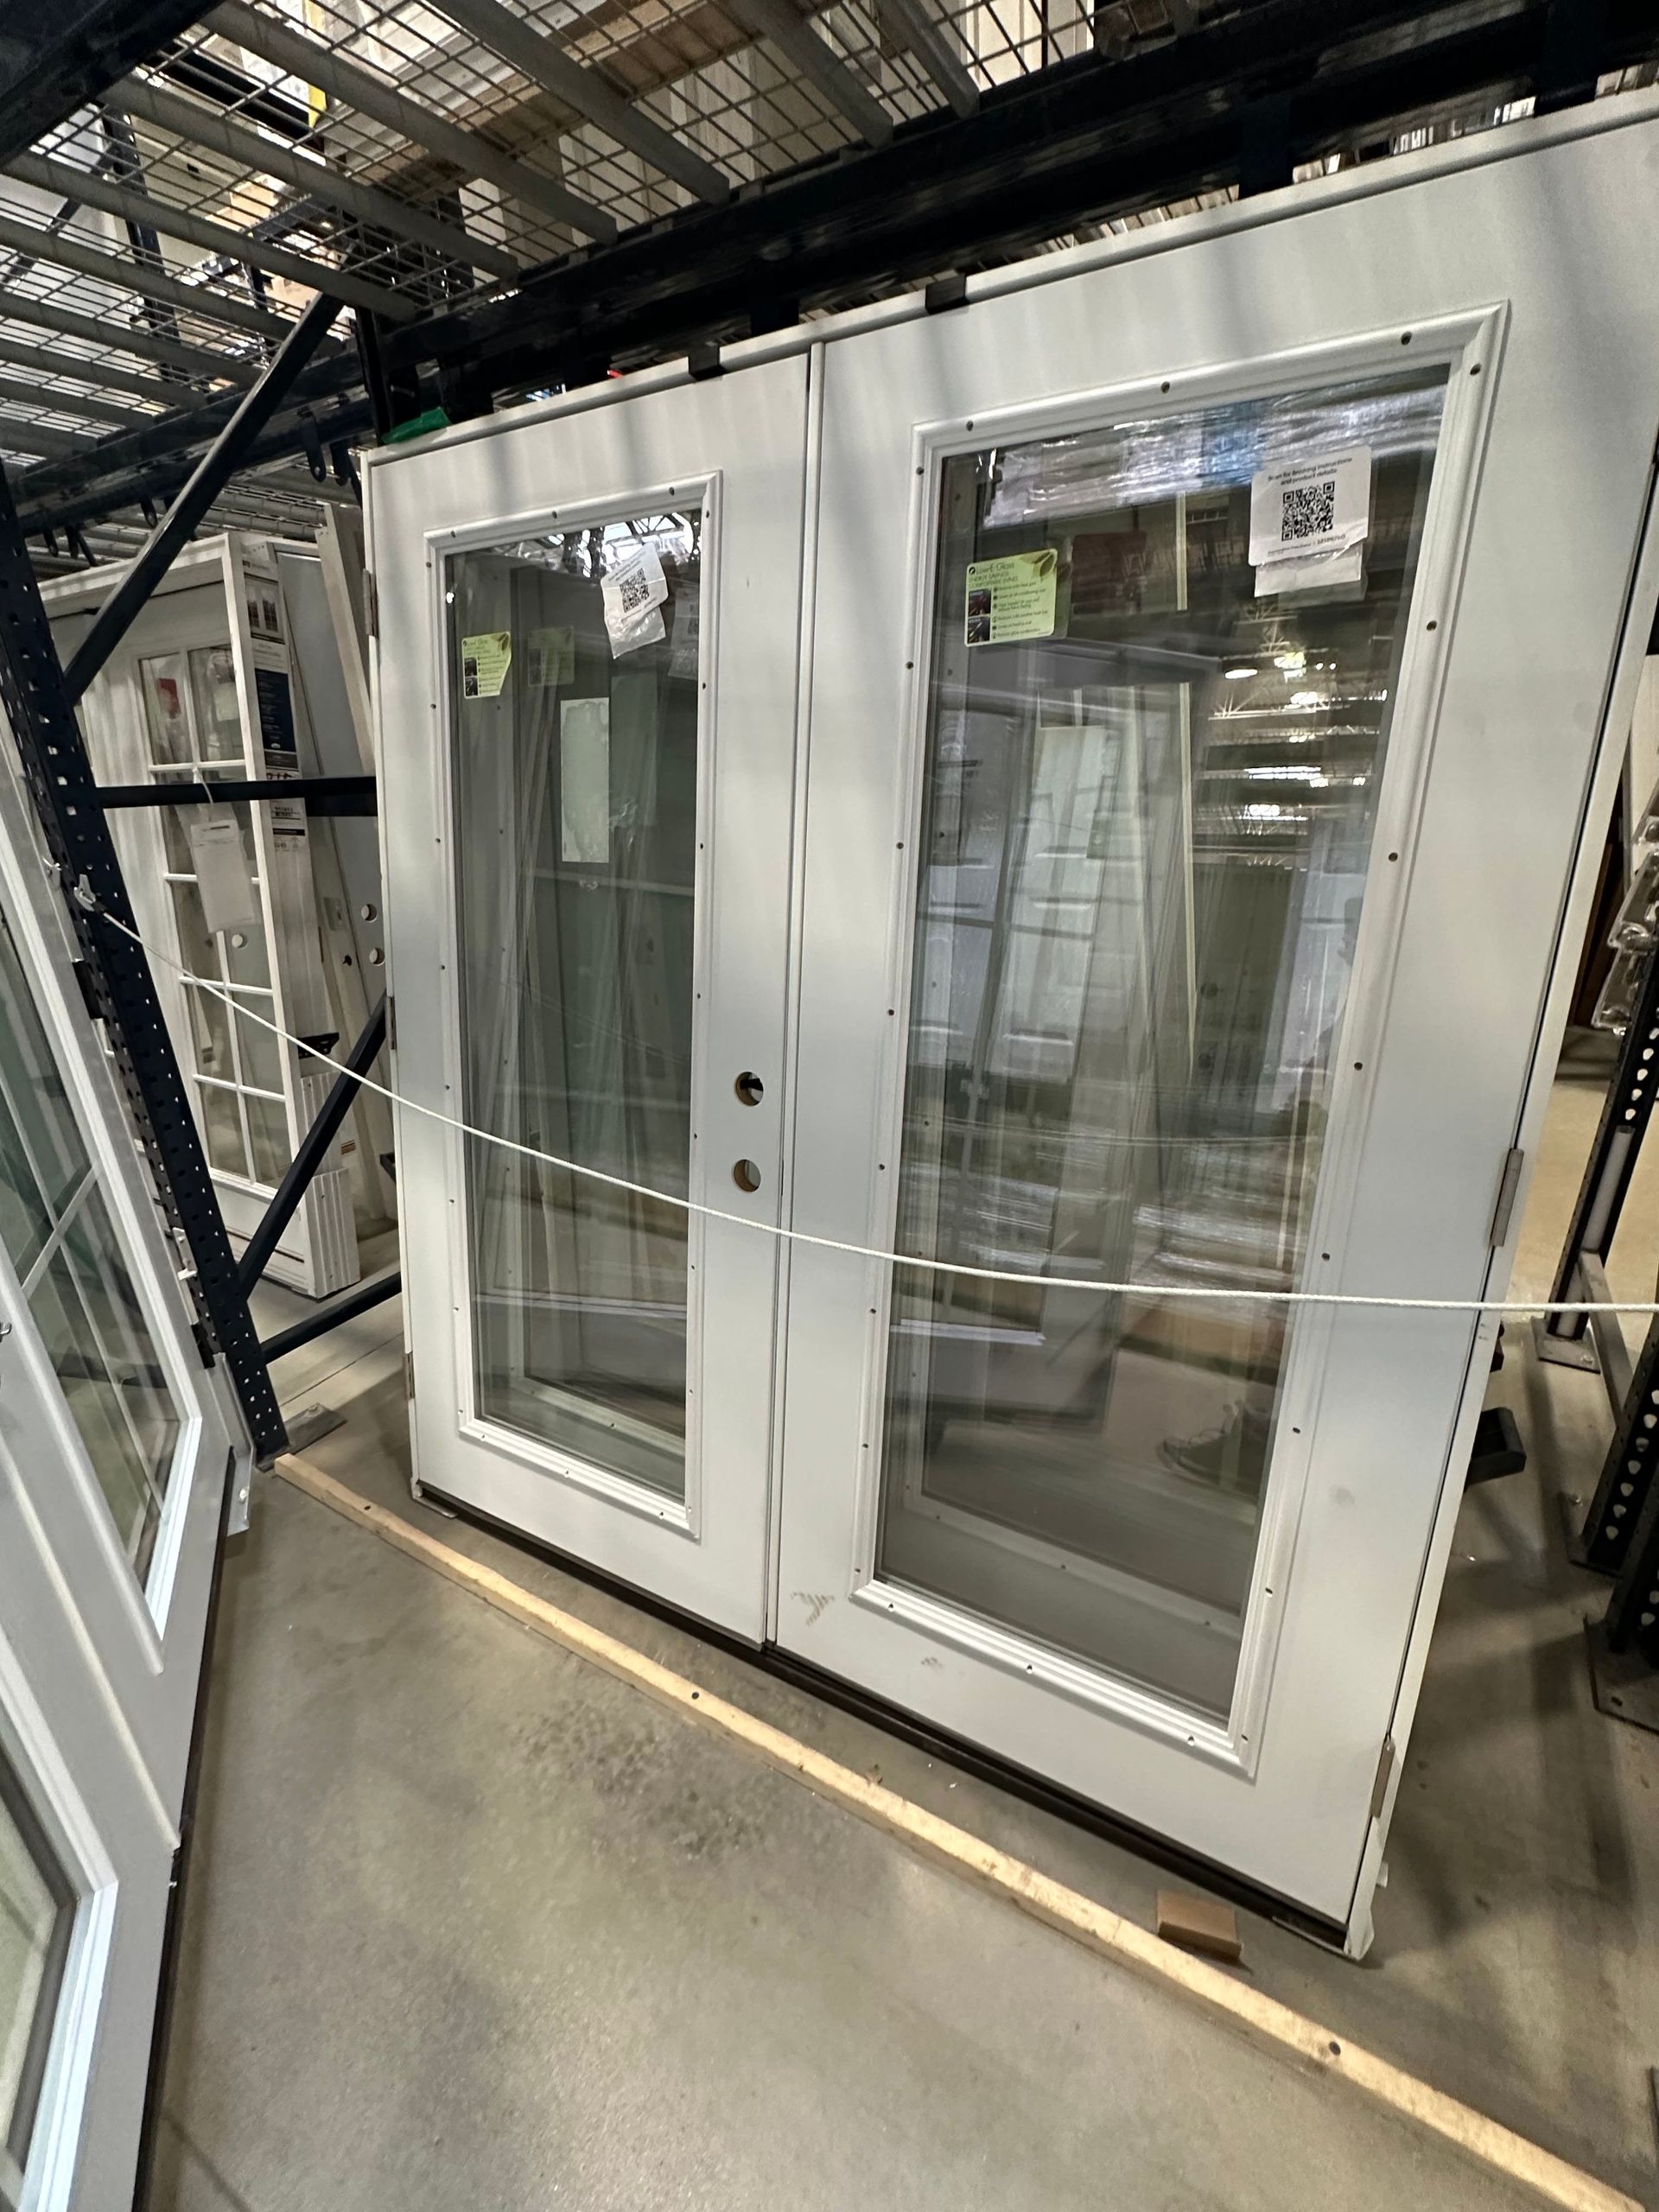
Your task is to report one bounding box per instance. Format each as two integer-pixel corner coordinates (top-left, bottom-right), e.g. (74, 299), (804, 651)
(61, 289), (343, 705)
(0, 463), (287, 1459)
(238, 995), (387, 1294)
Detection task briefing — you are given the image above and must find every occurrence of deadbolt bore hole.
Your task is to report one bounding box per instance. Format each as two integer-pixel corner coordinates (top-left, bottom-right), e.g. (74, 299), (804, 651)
(733, 1158), (762, 1193)
(734, 1070), (765, 1106)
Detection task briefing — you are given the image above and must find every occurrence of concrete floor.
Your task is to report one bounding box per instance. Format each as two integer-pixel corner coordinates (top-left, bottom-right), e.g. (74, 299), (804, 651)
(149, 1053), (1659, 2209)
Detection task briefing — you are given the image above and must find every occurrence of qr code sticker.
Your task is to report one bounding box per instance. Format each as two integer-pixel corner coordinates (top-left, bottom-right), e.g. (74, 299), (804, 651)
(617, 564), (652, 613)
(1280, 479), (1337, 543)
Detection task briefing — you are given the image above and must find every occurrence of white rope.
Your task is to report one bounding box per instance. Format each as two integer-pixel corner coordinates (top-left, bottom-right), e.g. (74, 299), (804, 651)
(86, 896), (1659, 1321)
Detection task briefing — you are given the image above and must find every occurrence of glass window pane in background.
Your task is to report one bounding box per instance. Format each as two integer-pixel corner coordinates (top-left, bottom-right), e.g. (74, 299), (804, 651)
(0, 1759), (72, 2190)
(245, 1095), (289, 1188)
(181, 983), (234, 1085)
(234, 1005), (282, 1097)
(170, 881), (218, 982)
(138, 654), (191, 766)
(449, 512), (702, 1500)
(223, 921), (270, 991)
(188, 645), (244, 762)
(196, 1082), (248, 1179)
(877, 372), (1448, 1720)
(0, 915), (89, 1279)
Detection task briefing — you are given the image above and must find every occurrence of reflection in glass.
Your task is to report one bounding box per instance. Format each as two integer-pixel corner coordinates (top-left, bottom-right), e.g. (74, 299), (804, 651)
(188, 645), (243, 760)
(0, 1756), (72, 2191)
(878, 372), (1447, 1719)
(0, 912), (181, 1582)
(138, 653), (190, 765)
(450, 510), (702, 1498)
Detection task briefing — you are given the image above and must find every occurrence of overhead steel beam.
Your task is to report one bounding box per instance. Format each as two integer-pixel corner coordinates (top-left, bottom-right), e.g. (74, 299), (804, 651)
(0, 283), (255, 381)
(62, 290), (342, 702)
(0, 365), (146, 428)
(869, 0), (978, 118)
(14, 391), (376, 534)
(0, 332), (187, 408)
(0, 413), (97, 459)
(725, 0), (894, 147)
(0, 201), (285, 338)
(389, 0), (1659, 396)
(0, 0), (218, 162)
(425, 0), (731, 206)
(13, 344), (360, 502)
(205, 0), (616, 245)
(8, 150), (422, 322)
(112, 74), (523, 280)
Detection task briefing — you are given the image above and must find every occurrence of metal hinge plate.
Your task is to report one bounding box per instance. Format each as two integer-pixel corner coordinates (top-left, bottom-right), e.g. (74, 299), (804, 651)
(1490, 1146), (1525, 1248)
(364, 569), (378, 639)
(386, 994), (396, 1053)
(404, 1348), (415, 1401)
(1368, 1733), (1396, 1824)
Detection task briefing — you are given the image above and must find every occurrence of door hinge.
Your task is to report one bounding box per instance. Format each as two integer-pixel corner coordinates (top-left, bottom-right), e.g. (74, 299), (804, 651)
(190, 1318), (218, 1370)
(364, 569), (378, 639)
(404, 1348), (415, 1400)
(1368, 1733), (1396, 1824)
(385, 994), (396, 1054)
(1489, 1145), (1525, 1248)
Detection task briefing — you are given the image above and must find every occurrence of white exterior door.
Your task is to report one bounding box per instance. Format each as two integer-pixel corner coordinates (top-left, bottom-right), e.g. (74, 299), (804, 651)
(775, 112), (1659, 1936)
(0, 726), (244, 2208)
(372, 360), (810, 1637)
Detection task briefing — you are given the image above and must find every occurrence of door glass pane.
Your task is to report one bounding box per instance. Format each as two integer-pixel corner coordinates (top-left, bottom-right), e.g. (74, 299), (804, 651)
(878, 369), (1448, 1720)
(29, 1186), (181, 1580)
(0, 912), (183, 1588)
(196, 1080), (248, 1179)
(245, 1094), (289, 1186)
(0, 1757), (72, 2193)
(0, 916), (89, 1278)
(138, 653), (190, 765)
(188, 645), (244, 761)
(448, 508), (702, 1500)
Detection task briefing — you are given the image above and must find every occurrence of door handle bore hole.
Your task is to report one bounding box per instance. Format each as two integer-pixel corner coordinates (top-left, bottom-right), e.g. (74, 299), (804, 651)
(732, 1158), (762, 1193)
(734, 1070), (765, 1106)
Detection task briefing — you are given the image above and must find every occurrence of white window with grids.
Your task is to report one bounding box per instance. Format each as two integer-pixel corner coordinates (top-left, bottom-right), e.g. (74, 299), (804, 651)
(42, 542), (359, 1300)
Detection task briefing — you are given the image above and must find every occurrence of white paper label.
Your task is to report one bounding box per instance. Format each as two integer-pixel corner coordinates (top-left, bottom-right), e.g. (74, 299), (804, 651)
(602, 543), (668, 658)
(1255, 542), (1366, 598)
(560, 698), (611, 862)
(1249, 446), (1371, 571)
(187, 810), (259, 933)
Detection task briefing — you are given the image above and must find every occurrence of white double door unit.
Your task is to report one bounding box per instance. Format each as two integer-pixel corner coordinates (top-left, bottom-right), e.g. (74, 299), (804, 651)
(374, 99), (1659, 1945)
(0, 726), (243, 2209)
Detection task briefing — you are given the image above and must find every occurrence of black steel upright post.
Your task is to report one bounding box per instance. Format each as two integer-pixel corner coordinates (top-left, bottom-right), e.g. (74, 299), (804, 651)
(1541, 937), (1659, 1351)
(0, 479), (288, 1459)
(1578, 1319), (1659, 1573)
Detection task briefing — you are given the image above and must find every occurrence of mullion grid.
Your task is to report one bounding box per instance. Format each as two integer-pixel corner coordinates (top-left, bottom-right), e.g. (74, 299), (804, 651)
(143, 656), (280, 1185)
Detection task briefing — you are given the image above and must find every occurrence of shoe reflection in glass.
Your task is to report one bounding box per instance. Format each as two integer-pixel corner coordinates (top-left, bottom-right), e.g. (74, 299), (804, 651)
(1159, 1399), (1272, 1501)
